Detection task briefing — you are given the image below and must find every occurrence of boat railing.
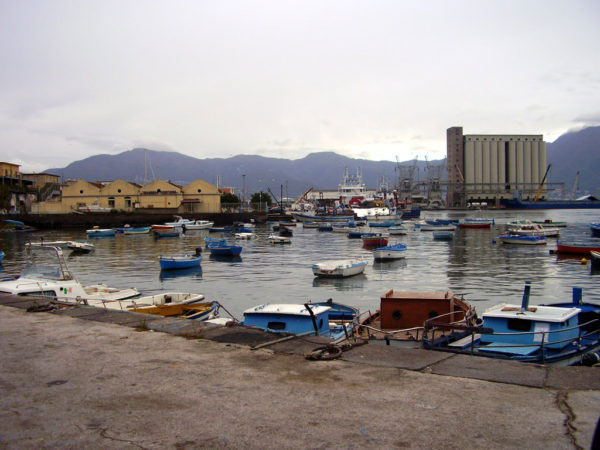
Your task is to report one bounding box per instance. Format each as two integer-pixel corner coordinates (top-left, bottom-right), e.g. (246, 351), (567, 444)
(425, 317), (600, 363)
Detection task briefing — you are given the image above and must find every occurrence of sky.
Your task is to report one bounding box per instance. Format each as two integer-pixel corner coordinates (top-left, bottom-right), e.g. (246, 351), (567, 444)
(1, 0), (599, 173)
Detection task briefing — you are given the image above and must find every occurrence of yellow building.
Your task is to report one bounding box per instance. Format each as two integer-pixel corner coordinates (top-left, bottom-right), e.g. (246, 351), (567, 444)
(32, 177), (221, 214)
(0, 162), (21, 179)
(181, 179), (220, 213)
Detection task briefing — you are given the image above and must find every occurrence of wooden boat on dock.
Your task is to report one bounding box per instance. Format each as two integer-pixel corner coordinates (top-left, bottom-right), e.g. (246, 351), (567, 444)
(354, 290), (476, 344)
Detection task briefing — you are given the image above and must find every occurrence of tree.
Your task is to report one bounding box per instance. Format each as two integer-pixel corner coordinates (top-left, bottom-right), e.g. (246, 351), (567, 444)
(250, 191), (272, 206)
(220, 193), (240, 204)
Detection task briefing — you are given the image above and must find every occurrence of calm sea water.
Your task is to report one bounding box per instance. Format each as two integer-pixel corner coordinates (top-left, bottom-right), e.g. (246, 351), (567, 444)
(1, 209), (599, 319)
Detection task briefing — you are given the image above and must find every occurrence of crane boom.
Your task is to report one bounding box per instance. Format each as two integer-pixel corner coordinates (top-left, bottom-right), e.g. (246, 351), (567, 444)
(534, 164), (551, 201)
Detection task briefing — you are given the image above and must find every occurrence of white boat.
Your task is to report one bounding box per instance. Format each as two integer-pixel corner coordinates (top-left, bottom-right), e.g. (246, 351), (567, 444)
(183, 220), (214, 230)
(83, 292), (205, 311)
(165, 215), (194, 227)
(312, 259), (367, 278)
(0, 245), (139, 301)
(67, 240), (95, 253)
(373, 243), (407, 261)
(234, 232), (254, 240)
(511, 223), (560, 237)
(268, 234), (291, 244)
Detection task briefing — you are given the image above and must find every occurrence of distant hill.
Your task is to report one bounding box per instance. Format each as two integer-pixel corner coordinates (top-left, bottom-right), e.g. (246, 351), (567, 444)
(547, 126), (600, 196)
(47, 149), (438, 196)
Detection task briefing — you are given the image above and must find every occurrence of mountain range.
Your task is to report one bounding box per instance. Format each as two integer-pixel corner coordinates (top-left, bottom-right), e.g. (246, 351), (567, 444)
(46, 126), (600, 197)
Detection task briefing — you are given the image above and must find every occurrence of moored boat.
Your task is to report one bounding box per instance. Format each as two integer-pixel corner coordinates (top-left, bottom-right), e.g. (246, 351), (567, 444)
(433, 231), (455, 241)
(159, 250), (202, 270)
(420, 224), (456, 232)
(268, 234), (291, 244)
(153, 229), (181, 238)
(361, 233), (389, 247)
(497, 234), (547, 245)
(183, 220), (214, 230)
(510, 223), (560, 237)
(459, 218), (494, 229)
(67, 240), (95, 253)
(424, 282), (600, 366)
(591, 250), (600, 267)
(373, 243), (407, 261)
(0, 251), (4, 263)
(86, 227), (116, 237)
(354, 290), (475, 343)
(591, 223), (600, 237)
(388, 225), (408, 235)
(123, 226), (151, 235)
(556, 242), (600, 255)
(0, 245), (139, 301)
(532, 219), (568, 228)
(207, 241), (242, 256)
(312, 259), (367, 278)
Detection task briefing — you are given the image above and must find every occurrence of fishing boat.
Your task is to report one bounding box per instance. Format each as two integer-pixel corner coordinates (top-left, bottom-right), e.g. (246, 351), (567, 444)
(510, 223), (560, 237)
(165, 216), (194, 227)
(532, 219), (568, 228)
(388, 225), (408, 235)
(268, 235), (291, 244)
(423, 283), (600, 366)
(207, 241), (243, 256)
(312, 259), (367, 278)
(556, 242), (600, 255)
(347, 228), (369, 239)
(368, 220), (397, 228)
(208, 226), (231, 233)
(459, 218), (494, 229)
(302, 221), (320, 229)
(153, 229), (181, 238)
(242, 303), (352, 340)
(67, 240), (95, 253)
(497, 234), (547, 245)
(279, 226), (293, 237)
(591, 223), (600, 237)
(292, 212), (355, 223)
(204, 237), (227, 247)
(318, 223), (333, 232)
(373, 243), (407, 261)
(128, 300), (220, 320)
(183, 220), (214, 230)
(419, 224), (456, 232)
(354, 290), (475, 343)
(361, 233), (388, 247)
(3, 219), (34, 231)
(122, 226), (151, 235)
(86, 227), (116, 237)
(159, 250), (202, 270)
(433, 231), (455, 241)
(0, 245), (139, 301)
(234, 232), (254, 240)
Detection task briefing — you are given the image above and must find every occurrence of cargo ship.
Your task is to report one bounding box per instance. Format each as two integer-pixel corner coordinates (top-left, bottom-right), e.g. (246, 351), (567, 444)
(501, 195), (600, 209)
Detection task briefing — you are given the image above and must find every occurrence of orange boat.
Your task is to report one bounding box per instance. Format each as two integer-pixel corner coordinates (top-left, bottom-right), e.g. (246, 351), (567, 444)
(355, 290), (476, 343)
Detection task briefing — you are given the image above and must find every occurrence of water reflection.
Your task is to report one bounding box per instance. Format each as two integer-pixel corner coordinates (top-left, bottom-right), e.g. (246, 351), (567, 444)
(0, 210), (599, 318)
(209, 255), (243, 263)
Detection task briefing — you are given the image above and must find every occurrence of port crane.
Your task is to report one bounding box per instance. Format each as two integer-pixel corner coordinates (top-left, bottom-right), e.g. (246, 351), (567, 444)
(534, 164), (552, 202)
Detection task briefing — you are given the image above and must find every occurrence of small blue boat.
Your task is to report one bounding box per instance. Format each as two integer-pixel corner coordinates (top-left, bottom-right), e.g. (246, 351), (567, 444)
(497, 234), (546, 245)
(368, 220), (397, 227)
(159, 251), (202, 270)
(318, 223), (333, 232)
(86, 228), (116, 238)
(242, 302), (354, 340)
(153, 230), (180, 238)
(204, 237), (227, 247)
(207, 241), (243, 256)
(433, 231), (455, 241)
(373, 243), (407, 261)
(123, 226), (151, 235)
(347, 230), (365, 239)
(590, 223), (600, 237)
(0, 251), (4, 263)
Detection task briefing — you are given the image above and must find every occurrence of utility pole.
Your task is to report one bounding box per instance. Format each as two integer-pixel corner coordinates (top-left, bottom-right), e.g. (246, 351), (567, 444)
(242, 174), (246, 211)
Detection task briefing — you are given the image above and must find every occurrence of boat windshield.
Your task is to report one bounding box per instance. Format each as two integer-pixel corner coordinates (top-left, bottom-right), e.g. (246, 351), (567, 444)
(22, 245), (74, 281)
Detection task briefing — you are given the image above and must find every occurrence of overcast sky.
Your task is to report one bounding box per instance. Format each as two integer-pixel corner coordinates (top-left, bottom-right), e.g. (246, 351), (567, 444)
(1, 0), (599, 172)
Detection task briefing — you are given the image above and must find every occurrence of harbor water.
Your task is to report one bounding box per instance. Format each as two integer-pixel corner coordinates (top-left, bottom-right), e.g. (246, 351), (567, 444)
(1, 209), (599, 319)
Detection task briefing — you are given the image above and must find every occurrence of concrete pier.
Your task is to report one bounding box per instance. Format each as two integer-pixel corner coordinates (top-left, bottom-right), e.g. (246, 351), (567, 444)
(0, 297), (598, 449)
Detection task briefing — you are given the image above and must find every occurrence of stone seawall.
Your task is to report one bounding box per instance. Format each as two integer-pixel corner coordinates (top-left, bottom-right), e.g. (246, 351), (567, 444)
(0, 212), (268, 229)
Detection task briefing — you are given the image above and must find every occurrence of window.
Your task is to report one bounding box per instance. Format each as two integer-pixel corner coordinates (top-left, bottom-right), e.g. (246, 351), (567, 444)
(124, 197), (131, 208)
(197, 189), (202, 193)
(267, 321), (286, 330)
(118, 189), (122, 193)
(507, 318), (532, 331)
(80, 190), (84, 194)
(108, 197), (115, 208)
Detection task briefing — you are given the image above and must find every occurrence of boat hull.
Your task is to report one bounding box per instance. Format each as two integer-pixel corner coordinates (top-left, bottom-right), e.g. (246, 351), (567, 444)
(498, 235), (547, 245)
(312, 261), (367, 278)
(159, 255), (202, 270)
(501, 199), (600, 209)
(556, 243), (600, 255)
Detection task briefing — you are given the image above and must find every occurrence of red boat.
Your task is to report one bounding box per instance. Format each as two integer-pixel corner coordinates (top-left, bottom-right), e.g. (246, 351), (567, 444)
(556, 243), (600, 255)
(458, 218), (494, 229)
(361, 233), (388, 247)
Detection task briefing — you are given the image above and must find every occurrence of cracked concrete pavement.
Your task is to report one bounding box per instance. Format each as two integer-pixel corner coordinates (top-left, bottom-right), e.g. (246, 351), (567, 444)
(0, 305), (598, 449)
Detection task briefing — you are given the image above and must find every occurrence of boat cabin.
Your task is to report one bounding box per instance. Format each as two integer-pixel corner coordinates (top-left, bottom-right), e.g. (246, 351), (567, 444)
(243, 303), (332, 336)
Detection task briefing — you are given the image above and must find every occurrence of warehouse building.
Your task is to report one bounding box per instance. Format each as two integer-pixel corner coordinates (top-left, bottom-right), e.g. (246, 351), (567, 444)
(446, 127), (548, 207)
